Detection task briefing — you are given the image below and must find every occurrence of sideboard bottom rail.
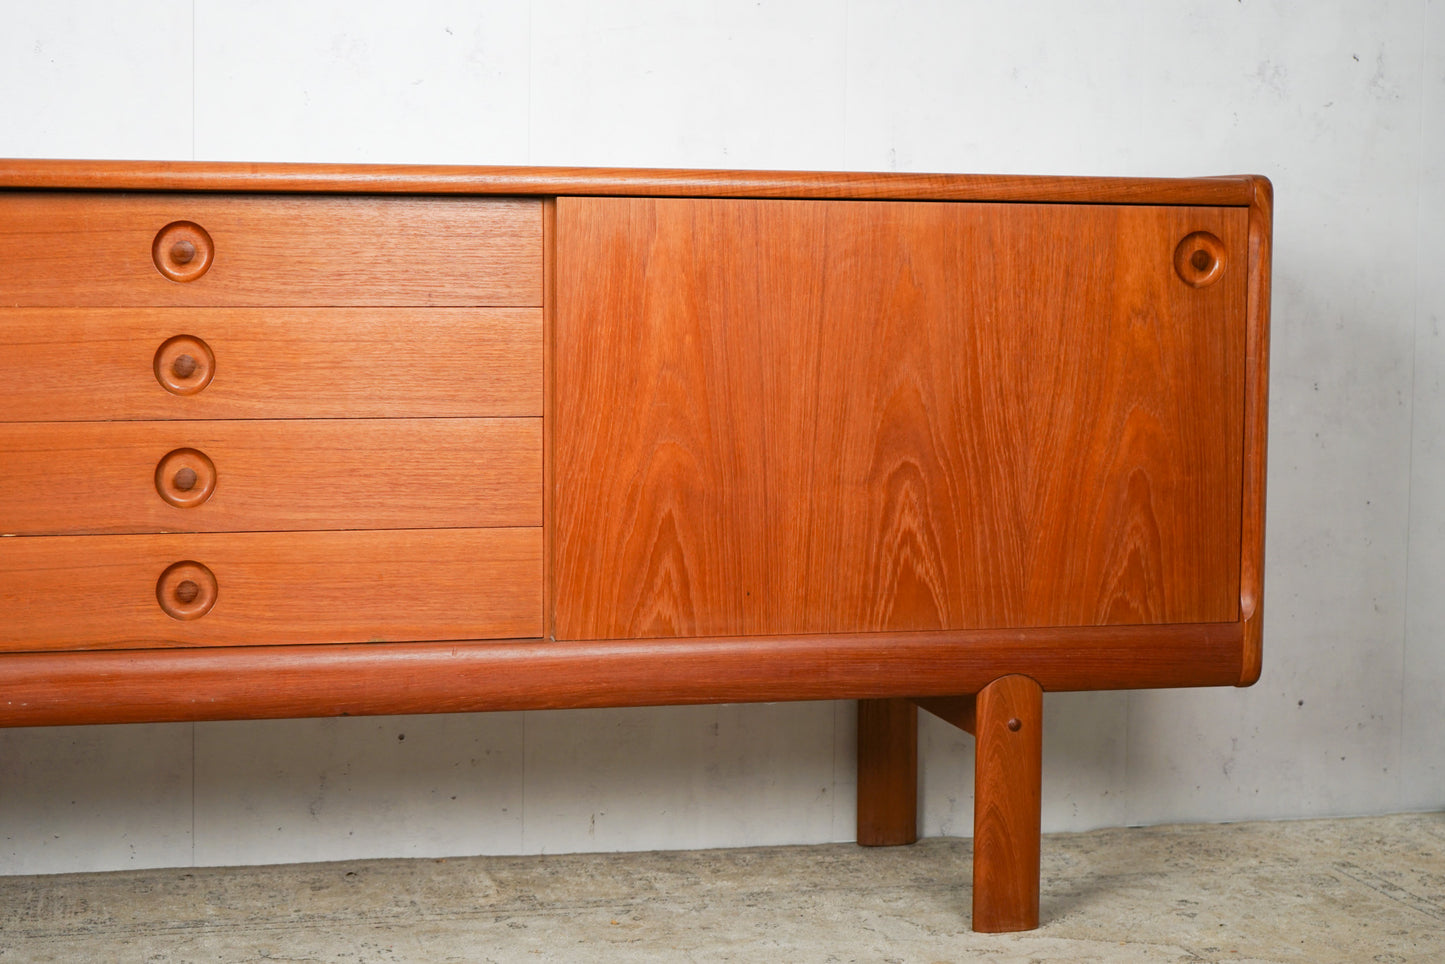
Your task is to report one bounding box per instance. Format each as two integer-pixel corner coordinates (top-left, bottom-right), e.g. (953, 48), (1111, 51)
(0, 622), (1242, 727)
(1, 624), (1243, 933)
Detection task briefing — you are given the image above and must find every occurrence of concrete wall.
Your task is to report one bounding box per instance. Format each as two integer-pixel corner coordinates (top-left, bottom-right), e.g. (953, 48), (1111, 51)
(1, 0), (1441, 874)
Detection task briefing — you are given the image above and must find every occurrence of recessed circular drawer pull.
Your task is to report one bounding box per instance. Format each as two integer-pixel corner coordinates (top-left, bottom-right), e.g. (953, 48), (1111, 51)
(155, 448), (217, 508)
(1173, 231), (1226, 288)
(154, 335), (215, 395)
(156, 560), (218, 621)
(153, 221), (214, 282)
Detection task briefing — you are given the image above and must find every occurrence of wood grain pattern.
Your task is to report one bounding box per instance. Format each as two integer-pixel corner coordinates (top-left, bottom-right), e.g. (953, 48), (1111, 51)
(971, 675), (1043, 933)
(554, 198), (1247, 640)
(0, 308), (541, 420)
(0, 158), (1260, 205)
(0, 194), (540, 306)
(0, 622), (1241, 727)
(0, 418), (541, 534)
(0, 161), (1270, 745)
(1239, 176), (1273, 685)
(855, 698), (919, 846)
(0, 528), (541, 651)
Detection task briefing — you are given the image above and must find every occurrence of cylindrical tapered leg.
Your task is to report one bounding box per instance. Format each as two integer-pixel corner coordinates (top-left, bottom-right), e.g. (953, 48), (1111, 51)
(972, 675), (1043, 932)
(856, 698), (918, 846)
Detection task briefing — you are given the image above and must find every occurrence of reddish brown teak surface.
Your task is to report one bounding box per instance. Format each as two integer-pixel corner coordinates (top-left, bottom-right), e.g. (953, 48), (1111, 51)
(0, 161), (1271, 934)
(552, 197), (1247, 639)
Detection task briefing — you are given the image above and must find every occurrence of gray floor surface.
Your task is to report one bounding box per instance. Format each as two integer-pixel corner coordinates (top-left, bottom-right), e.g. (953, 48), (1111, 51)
(2, 812), (1442, 963)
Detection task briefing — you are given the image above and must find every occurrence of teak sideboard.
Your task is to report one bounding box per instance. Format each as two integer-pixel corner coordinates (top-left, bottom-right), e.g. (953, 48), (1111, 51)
(0, 160), (1271, 933)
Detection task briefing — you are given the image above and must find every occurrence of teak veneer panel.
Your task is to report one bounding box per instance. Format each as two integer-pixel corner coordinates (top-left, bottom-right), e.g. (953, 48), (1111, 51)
(0, 418), (541, 534)
(553, 198), (1247, 640)
(0, 194), (541, 306)
(0, 308), (542, 421)
(0, 527), (542, 651)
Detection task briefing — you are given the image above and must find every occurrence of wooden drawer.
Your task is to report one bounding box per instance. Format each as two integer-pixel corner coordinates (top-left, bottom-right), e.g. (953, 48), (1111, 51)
(0, 194), (541, 306)
(0, 528), (542, 651)
(0, 308), (542, 420)
(0, 418), (541, 535)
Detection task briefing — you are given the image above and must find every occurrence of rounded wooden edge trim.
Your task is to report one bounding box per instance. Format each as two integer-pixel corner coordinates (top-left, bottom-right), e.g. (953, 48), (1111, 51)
(0, 623), (1244, 727)
(1238, 173), (1274, 687)
(0, 159), (1261, 205)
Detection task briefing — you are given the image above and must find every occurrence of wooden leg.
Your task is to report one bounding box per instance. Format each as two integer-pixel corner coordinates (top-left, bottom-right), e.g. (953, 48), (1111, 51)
(856, 698), (918, 846)
(971, 674), (1043, 933)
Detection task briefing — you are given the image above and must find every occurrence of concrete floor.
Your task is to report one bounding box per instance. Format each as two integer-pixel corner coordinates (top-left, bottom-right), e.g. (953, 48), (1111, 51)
(1, 812), (1442, 963)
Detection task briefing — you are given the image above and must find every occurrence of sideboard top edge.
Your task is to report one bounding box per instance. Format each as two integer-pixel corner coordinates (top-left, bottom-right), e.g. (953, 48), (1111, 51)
(0, 159), (1261, 205)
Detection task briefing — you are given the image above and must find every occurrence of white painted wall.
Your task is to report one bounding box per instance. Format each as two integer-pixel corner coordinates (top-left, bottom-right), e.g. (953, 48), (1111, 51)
(0, 0), (1440, 874)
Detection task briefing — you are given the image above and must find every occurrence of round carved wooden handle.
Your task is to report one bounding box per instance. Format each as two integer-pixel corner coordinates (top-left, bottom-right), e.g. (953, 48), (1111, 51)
(156, 561), (218, 621)
(1173, 231), (1226, 288)
(154, 335), (215, 396)
(155, 448), (217, 508)
(153, 221), (214, 282)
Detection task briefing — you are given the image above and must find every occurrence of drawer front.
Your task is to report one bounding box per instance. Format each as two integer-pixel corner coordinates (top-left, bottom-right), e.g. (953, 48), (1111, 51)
(0, 194), (541, 306)
(0, 528), (542, 651)
(0, 308), (542, 421)
(0, 418), (541, 535)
